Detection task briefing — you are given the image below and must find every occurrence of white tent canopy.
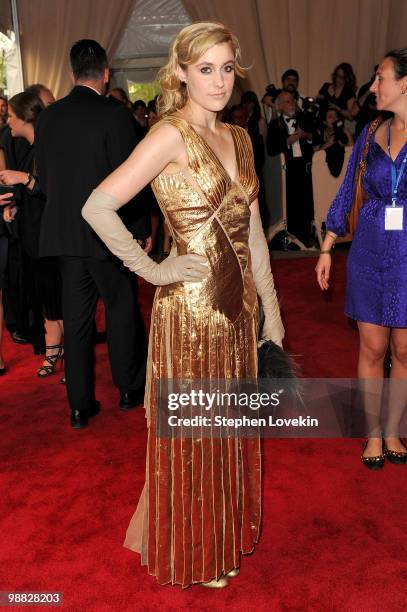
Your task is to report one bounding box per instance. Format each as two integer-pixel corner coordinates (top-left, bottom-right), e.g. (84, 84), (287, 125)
(0, 0), (24, 97)
(111, 0), (191, 86)
(0, 32), (22, 97)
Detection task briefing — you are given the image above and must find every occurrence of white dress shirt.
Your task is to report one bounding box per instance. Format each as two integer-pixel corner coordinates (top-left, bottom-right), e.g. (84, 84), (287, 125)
(283, 115), (302, 158)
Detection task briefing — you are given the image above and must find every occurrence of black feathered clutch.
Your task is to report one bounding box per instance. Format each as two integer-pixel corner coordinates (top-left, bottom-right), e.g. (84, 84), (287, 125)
(257, 339), (298, 380)
(257, 311), (301, 401)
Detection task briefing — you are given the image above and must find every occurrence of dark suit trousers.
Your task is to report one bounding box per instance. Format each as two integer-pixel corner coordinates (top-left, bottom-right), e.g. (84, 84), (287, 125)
(59, 256), (146, 412)
(285, 158), (314, 246)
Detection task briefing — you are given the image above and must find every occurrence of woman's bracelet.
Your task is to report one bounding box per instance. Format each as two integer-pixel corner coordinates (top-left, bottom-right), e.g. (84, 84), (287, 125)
(320, 250), (332, 254)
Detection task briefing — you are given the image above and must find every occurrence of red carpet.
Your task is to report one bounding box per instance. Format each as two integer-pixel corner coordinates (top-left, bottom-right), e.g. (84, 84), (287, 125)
(1, 255), (406, 611)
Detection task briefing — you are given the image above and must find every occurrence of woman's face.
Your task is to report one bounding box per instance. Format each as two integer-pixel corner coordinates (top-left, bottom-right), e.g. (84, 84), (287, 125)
(7, 107), (25, 138)
(370, 57), (407, 111)
(334, 69), (346, 87)
(0, 98), (7, 120)
(325, 109), (338, 127)
(147, 110), (158, 127)
(242, 100), (255, 114)
(178, 42), (235, 112)
(134, 105), (147, 122)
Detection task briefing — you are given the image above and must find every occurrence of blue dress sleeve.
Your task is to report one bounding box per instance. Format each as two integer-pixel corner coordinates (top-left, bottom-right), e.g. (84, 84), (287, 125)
(326, 123), (369, 236)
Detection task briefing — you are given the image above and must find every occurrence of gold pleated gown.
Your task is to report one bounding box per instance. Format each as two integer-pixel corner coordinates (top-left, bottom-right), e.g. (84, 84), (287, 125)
(124, 115), (261, 588)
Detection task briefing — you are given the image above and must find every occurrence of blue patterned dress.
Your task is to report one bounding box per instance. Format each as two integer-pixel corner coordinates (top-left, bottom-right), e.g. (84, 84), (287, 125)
(327, 123), (407, 327)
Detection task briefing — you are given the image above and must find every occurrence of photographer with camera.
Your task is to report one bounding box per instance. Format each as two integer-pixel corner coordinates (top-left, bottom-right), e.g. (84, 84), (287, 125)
(262, 69), (304, 123)
(315, 108), (353, 177)
(317, 63), (356, 122)
(267, 91), (318, 246)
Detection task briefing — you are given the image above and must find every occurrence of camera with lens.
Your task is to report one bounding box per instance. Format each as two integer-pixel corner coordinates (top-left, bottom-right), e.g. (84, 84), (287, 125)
(264, 83), (280, 101)
(299, 97), (321, 130)
(302, 96), (319, 112)
(295, 97), (320, 133)
(295, 97), (320, 134)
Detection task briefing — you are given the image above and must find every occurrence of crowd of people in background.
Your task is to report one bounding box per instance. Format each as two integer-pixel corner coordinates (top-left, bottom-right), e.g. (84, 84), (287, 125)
(225, 63), (386, 246)
(0, 57), (387, 382)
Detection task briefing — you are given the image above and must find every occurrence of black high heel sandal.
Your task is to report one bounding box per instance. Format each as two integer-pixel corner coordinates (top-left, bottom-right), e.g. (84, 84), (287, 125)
(361, 439), (385, 470)
(37, 344), (64, 378)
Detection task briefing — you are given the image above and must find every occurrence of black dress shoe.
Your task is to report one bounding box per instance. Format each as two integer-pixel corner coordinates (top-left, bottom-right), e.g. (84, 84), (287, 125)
(70, 401), (101, 428)
(70, 410), (89, 429)
(11, 331), (28, 344)
(120, 389), (144, 411)
(88, 400), (101, 418)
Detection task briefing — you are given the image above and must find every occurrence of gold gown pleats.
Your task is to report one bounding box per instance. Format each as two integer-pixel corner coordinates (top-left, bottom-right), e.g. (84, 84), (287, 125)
(124, 115), (262, 588)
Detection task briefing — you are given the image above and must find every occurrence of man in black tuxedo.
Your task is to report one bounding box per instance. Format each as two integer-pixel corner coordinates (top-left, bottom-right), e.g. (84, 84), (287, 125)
(267, 91), (316, 246)
(35, 40), (149, 428)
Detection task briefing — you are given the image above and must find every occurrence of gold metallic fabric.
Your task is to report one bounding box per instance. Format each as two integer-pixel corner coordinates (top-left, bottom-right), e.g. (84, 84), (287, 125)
(124, 115), (261, 587)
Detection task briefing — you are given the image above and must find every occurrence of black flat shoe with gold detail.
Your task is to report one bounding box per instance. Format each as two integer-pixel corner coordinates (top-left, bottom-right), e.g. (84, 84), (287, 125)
(201, 576), (229, 588)
(361, 441), (385, 470)
(384, 440), (407, 464)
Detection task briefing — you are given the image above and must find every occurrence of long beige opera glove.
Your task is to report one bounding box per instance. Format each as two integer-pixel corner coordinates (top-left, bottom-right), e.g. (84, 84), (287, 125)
(82, 190), (208, 285)
(249, 212), (285, 347)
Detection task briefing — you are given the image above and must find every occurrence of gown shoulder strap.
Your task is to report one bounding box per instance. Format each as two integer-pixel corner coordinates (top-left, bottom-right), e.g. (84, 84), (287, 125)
(227, 124), (259, 203)
(228, 124), (252, 160)
(154, 113), (192, 139)
(153, 114), (209, 173)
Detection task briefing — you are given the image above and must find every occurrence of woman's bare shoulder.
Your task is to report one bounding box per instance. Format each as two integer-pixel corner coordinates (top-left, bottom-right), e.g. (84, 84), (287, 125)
(146, 118), (184, 145)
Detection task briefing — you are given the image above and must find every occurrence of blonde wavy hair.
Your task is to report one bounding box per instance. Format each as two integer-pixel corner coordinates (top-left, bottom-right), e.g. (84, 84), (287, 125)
(157, 22), (246, 117)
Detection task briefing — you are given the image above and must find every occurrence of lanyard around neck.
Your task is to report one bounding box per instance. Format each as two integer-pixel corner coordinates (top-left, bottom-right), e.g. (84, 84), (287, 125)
(388, 120), (407, 206)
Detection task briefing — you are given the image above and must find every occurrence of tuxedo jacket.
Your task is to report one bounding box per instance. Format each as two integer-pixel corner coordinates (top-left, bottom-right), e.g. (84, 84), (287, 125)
(35, 86), (150, 258)
(266, 115), (314, 163)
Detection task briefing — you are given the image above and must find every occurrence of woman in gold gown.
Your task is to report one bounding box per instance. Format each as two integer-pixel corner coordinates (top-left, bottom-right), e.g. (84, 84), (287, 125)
(82, 22), (284, 588)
